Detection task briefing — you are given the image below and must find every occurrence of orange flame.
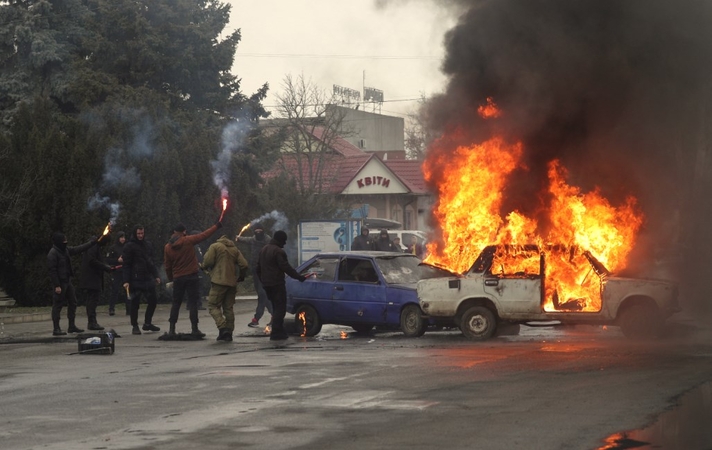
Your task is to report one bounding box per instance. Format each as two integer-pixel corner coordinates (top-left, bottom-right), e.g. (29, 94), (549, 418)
(477, 97), (501, 119)
(102, 222), (111, 236)
(264, 325), (271, 335)
(340, 331), (348, 339)
(238, 222), (251, 237)
(424, 118), (643, 313)
(222, 198), (228, 211)
(298, 311), (306, 337)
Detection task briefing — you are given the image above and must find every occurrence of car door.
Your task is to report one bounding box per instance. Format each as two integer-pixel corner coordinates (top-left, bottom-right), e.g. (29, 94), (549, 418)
(332, 256), (388, 324)
(288, 256), (339, 319)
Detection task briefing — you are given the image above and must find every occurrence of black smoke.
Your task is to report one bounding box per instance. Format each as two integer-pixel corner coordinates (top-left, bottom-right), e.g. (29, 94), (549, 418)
(423, 0), (712, 313)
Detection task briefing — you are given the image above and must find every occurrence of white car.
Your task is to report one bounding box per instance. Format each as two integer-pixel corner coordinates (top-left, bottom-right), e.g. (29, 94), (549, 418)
(417, 245), (681, 340)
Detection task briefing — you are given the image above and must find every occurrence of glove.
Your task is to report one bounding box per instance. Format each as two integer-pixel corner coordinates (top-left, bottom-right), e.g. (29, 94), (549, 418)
(215, 218), (223, 228)
(298, 275), (307, 282)
(237, 274), (245, 282)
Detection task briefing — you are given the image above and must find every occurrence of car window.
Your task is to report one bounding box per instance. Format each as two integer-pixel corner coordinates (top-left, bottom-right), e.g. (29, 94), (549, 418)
(338, 258), (379, 283)
(375, 255), (456, 284)
(301, 257), (338, 281)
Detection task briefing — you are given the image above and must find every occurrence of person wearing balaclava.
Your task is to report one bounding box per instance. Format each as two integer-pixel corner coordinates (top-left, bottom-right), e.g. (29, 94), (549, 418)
(373, 229), (399, 252)
(47, 231), (104, 336)
(122, 224), (162, 335)
(256, 230), (306, 341)
(236, 223), (273, 328)
(105, 231), (127, 316)
(79, 234), (115, 331)
(351, 226), (371, 251)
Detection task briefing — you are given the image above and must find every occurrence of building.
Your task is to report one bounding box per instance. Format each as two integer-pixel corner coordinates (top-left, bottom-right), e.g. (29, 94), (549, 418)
(262, 106), (433, 231)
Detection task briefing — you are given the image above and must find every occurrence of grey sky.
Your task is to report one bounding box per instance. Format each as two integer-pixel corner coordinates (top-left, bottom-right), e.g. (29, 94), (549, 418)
(225, 1), (457, 117)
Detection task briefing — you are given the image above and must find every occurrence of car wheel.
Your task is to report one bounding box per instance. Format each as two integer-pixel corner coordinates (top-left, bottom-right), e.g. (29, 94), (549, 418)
(619, 304), (663, 339)
(460, 306), (497, 340)
(352, 324), (374, 334)
(400, 304), (427, 337)
(295, 304), (322, 337)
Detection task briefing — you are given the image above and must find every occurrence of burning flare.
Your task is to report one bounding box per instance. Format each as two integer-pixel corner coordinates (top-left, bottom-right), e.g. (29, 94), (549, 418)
(423, 103), (644, 313)
(237, 222), (251, 237)
(102, 222), (111, 236)
(219, 197), (228, 223)
(298, 311), (306, 337)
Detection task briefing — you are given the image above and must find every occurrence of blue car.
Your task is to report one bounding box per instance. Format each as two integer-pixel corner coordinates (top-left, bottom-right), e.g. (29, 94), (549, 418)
(286, 251), (455, 337)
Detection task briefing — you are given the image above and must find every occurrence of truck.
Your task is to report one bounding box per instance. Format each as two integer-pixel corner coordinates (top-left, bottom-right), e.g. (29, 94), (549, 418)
(417, 244), (681, 340)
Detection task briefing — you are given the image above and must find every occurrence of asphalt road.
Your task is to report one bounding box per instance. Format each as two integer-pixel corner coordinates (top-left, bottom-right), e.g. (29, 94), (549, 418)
(1, 306), (712, 450)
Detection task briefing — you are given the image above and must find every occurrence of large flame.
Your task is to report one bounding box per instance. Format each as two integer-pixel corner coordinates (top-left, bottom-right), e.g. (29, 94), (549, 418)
(423, 99), (643, 312)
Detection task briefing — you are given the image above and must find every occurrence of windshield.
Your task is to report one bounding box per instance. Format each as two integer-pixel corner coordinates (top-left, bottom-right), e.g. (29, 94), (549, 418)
(375, 255), (456, 284)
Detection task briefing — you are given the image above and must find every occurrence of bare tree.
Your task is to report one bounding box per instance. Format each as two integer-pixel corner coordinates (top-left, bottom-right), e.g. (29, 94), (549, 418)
(273, 74), (352, 196)
(404, 95), (431, 160)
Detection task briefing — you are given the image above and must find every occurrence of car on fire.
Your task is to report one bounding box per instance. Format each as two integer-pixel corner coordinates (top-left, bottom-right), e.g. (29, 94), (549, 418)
(417, 245), (681, 340)
(286, 251), (456, 337)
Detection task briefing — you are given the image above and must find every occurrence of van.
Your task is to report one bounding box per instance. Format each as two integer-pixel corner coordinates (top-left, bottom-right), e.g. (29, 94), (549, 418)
(386, 230), (428, 252)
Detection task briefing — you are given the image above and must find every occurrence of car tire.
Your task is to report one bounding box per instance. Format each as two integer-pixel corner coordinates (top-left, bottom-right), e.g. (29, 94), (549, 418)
(295, 304), (322, 337)
(460, 306), (497, 341)
(618, 303), (663, 339)
(352, 324), (374, 334)
(400, 304), (428, 337)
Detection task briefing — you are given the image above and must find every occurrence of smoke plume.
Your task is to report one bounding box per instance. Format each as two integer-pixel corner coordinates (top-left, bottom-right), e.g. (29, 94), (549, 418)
(211, 119), (252, 197)
(251, 211), (289, 232)
(87, 193), (120, 224)
(423, 0), (712, 311)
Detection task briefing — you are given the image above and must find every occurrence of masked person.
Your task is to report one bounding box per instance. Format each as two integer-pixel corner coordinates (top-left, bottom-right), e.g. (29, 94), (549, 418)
(373, 229), (399, 252)
(236, 223), (272, 328)
(202, 233), (249, 341)
(105, 231), (127, 316)
(256, 230), (307, 341)
(164, 221), (220, 337)
(351, 226), (371, 250)
(122, 225), (161, 335)
(47, 232), (101, 336)
(79, 235), (115, 330)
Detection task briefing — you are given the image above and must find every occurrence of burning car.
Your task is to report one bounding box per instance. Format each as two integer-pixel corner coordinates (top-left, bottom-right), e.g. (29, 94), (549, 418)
(286, 251), (455, 337)
(417, 245), (680, 340)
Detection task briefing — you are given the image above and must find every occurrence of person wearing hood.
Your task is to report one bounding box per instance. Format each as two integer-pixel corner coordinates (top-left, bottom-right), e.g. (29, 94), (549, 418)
(373, 229), (399, 252)
(105, 231), (127, 316)
(47, 231), (102, 336)
(351, 226), (371, 251)
(202, 233), (249, 341)
(256, 230), (307, 341)
(79, 234), (115, 331)
(122, 224), (161, 335)
(236, 223), (272, 328)
(164, 220), (221, 337)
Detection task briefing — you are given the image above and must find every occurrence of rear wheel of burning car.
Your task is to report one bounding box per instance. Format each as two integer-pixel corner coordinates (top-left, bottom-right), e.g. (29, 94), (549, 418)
(618, 303), (663, 339)
(460, 306), (497, 340)
(295, 304), (322, 337)
(401, 304), (428, 337)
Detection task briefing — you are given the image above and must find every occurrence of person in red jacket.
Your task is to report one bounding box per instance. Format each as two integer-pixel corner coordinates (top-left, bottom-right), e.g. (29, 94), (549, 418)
(164, 220), (221, 337)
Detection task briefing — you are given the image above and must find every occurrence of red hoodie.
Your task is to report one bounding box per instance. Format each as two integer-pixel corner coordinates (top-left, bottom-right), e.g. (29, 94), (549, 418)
(164, 225), (219, 281)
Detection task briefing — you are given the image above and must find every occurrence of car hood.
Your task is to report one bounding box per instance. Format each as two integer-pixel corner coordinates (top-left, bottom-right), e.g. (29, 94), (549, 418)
(388, 282), (417, 291)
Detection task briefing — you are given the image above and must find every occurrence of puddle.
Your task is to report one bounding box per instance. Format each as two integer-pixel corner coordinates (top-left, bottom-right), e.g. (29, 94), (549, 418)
(599, 381), (712, 450)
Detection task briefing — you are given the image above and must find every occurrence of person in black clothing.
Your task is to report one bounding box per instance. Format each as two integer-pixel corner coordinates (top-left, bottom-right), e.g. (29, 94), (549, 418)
(105, 231), (127, 316)
(47, 232), (101, 336)
(79, 236), (115, 330)
(236, 223), (272, 328)
(122, 225), (161, 335)
(373, 229), (399, 252)
(350, 226), (371, 251)
(256, 230), (306, 341)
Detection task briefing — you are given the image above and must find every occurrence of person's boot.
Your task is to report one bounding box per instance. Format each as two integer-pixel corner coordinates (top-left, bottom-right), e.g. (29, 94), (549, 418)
(169, 323), (177, 335)
(191, 324), (206, 338)
(132, 325), (141, 335)
(109, 308), (115, 316)
(52, 320), (66, 336)
(142, 323), (160, 332)
(216, 328), (228, 341)
(88, 322), (105, 331)
(67, 320), (84, 334)
(224, 330), (233, 342)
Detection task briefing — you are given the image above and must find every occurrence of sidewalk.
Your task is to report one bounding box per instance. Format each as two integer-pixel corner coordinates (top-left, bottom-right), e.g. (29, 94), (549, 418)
(0, 295), (259, 342)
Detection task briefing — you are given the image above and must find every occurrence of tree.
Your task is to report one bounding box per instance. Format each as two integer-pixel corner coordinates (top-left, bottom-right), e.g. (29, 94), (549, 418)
(0, 0), (271, 305)
(404, 95), (432, 160)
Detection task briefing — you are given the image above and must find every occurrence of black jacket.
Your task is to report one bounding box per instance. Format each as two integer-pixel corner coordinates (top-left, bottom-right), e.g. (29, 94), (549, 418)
(351, 234), (371, 251)
(106, 241), (124, 266)
(79, 243), (113, 291)
(47, 240), (97, 288)
(122, 236), (159, 290)
(256, 238), (305, 287)
(373, 237), (399, 252)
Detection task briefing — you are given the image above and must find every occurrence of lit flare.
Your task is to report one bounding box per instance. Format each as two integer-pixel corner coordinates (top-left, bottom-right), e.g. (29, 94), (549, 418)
(237, 222), (251, 237)
(102, 222), (111, 236)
